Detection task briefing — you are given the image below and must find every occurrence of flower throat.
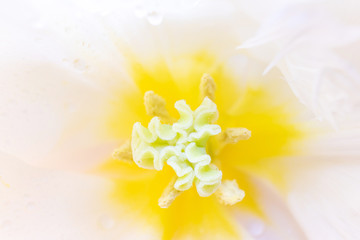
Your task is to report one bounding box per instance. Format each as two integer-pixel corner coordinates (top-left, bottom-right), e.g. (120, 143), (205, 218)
(113, 74), (251, 208)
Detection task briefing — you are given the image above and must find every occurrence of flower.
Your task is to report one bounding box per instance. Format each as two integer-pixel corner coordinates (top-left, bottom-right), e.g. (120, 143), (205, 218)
(1, 0), (360, 239)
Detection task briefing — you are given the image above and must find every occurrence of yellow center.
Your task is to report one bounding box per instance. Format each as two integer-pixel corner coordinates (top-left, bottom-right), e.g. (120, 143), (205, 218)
(95, 52), (307, 239)
(126, 79), (249, 207)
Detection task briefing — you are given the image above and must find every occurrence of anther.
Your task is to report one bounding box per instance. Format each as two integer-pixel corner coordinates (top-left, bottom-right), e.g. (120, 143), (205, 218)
(220, 127), (251, 144)
(144, 91), (173, 123)
(215, 180), (245, 206)
(200, 73), (216, 101)
(112, 140), (133, 163)
(158, 177), (182, 208)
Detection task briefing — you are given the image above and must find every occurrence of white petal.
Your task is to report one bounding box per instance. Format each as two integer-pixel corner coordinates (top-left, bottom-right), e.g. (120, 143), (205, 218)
(0, 56), (121, 170)
(0, 153), (157, 240)
(240, 3), (360, 129)
(303, 128), (360, 160)
(0, 0), (259, 170)
(0, 1), (137, 170)
(236, 172), (307, 240)
(286, 163), (360, 240)
(234, 0), (313, 22)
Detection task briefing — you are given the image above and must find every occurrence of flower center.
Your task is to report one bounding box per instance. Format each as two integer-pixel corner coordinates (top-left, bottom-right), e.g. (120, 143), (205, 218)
(113, 74), (251, 208)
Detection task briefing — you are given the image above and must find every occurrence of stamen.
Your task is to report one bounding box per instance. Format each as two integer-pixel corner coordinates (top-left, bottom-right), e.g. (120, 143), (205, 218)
(144, 90), (173, 123)
(215, 180), (245, 206)
(158, 177), (182, 208)
(117, 74), (251, 207)
(112, 140), (133, 163)
(200, 73), (216, 101)
(220, 127), (251, 144)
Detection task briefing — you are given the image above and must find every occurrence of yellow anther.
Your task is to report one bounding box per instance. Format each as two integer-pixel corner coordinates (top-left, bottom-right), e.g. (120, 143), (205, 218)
(220, 127), (251, 144)
(112, 140), (133, 163)
(215, 180), (245, 206)
(158, 177), (182, 208)
(200, 73), (216, 101)
(144, 91), (172, 123)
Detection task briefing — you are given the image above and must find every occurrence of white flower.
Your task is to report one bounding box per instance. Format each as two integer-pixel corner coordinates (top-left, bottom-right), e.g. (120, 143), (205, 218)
(1, 0), (360, 239)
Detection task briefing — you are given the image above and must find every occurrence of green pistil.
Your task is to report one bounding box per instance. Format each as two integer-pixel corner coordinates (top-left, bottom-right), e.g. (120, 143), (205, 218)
(131, 97), (222, 197)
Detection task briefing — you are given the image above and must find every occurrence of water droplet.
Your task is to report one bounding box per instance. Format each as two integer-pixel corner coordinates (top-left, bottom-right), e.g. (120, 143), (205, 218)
(248, 219), (264, 237)
(134, 5), (147, 18)
(146, 10), (163, 26)
(98, 215), (115, 230)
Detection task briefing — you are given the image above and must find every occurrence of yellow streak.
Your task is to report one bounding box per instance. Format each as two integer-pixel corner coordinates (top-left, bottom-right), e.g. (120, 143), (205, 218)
(0, 176), (10, 188)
